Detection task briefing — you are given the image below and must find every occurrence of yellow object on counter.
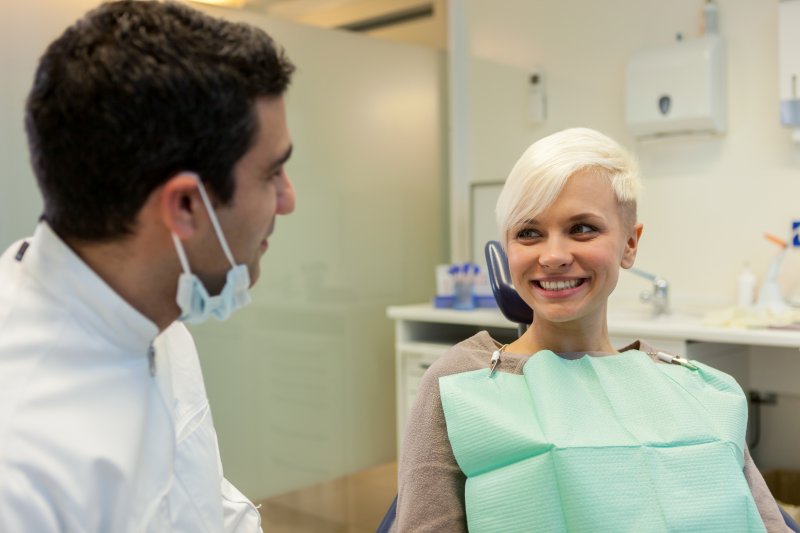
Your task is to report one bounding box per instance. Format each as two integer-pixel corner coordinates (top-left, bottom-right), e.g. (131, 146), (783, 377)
(703, 306), (800, 329)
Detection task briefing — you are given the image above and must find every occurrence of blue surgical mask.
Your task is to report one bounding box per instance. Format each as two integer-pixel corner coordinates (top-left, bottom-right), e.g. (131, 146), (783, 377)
(172, 175), (251, 324)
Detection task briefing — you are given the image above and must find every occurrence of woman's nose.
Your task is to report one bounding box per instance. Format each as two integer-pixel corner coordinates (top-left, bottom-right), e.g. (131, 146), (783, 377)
(538, 237), (572, 269)
(277, 173), (296, 215)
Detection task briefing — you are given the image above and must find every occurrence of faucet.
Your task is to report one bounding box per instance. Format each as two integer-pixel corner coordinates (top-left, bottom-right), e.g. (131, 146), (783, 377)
(628, 267), (670, 316)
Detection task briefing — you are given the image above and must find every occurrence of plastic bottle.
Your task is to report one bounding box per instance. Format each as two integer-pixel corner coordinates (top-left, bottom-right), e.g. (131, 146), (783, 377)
(737, 263), (756, 308)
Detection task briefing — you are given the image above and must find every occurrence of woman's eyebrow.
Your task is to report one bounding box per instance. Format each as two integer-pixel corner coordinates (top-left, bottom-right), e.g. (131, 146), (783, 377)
(566, 212), (604, 222)
(522, 213), (604, 225)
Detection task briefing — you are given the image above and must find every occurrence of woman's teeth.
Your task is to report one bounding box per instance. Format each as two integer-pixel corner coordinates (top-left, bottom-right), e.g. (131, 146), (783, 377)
(539, 279), (582, 291)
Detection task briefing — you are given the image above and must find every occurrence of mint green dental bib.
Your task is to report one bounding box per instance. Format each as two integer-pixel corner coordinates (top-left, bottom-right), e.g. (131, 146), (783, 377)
(439, 350), (765, 532)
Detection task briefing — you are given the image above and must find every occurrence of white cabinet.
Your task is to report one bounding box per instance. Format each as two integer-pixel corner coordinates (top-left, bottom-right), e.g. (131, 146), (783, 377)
(389, 305), (518, 449)
(395, 341), (450, 448)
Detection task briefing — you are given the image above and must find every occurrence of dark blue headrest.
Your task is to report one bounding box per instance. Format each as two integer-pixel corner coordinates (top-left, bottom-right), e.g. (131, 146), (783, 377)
(484, 241), (533, 325)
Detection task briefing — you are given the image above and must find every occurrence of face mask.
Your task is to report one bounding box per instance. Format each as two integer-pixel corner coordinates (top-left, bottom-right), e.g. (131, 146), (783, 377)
(172, 175), (251, 324)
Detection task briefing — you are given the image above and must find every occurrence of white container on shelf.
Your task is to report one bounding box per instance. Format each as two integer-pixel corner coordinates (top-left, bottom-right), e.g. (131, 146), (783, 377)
(738, 263), (756, 308)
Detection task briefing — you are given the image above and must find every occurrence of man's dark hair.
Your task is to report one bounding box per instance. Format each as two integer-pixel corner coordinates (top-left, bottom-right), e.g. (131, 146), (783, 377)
(25, 0), (294, 240)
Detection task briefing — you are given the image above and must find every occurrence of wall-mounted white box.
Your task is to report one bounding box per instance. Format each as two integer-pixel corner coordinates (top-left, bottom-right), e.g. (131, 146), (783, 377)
(779, 0), (800, 129)
(625, 35), (726, 138)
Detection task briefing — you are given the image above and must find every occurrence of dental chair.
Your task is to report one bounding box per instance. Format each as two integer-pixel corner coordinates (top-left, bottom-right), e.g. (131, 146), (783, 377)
(376, 241), (799, 533)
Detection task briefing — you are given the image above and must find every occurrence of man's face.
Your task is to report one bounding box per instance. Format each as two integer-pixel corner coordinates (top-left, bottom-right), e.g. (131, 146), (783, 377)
(208, 96), (295, 289)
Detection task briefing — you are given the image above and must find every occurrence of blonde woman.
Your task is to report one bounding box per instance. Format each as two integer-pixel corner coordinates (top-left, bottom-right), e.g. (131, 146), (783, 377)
(394, 128), (790, 532)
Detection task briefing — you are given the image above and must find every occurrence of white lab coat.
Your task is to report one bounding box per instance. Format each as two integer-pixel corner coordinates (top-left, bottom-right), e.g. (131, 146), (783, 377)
(0, 223), (261, 532)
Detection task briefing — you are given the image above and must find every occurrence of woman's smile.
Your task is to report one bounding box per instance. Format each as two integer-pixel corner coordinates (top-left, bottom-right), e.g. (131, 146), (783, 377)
(533, 277), (589, 298)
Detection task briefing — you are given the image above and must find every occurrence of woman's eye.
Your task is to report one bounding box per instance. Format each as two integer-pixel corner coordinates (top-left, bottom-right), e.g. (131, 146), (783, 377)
(516, 228), (541, 240)
(571, 223), (597, 235)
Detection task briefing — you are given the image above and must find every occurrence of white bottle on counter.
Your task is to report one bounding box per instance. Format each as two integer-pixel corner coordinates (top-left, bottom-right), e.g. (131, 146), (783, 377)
(737, 263), (756, 308)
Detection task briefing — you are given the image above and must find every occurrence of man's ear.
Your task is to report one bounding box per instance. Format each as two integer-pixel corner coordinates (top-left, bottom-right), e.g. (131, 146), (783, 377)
(621, 222), (644, 269)
(159, 173), (204, 239)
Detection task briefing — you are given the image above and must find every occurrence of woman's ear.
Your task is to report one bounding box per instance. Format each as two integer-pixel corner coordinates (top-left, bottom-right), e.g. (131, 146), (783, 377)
(159, 173), (204, 239)
(621, 222), (644, 269)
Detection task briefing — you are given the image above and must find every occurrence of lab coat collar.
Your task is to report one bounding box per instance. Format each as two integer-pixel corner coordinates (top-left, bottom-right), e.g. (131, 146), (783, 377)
(25, 222), (159, 356)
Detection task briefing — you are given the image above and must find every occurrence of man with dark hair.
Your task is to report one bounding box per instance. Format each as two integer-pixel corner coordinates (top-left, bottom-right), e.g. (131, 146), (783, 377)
(0, 1), (295, 530)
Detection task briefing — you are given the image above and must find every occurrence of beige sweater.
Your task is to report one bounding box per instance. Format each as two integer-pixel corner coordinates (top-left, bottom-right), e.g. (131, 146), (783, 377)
(394, 331), (790, 532)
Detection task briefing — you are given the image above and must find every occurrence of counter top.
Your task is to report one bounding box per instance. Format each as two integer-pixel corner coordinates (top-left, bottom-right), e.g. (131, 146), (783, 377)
(387, 304), (800, 349)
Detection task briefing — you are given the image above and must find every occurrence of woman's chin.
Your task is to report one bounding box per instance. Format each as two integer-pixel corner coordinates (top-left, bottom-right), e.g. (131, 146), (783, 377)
(533, 306), (595, 326)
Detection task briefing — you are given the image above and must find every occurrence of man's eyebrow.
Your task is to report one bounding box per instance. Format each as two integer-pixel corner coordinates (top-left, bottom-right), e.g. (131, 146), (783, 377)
(268, 144), (293, 172)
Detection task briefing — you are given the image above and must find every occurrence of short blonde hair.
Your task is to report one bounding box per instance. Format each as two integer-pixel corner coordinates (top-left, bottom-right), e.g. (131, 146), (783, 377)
(496, 127), (641, 247)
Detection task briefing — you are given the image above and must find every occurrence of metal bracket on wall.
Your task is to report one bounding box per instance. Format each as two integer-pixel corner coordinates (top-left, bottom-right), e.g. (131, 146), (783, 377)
(750, 390), (779, 405)
(747, 390), (778, 451)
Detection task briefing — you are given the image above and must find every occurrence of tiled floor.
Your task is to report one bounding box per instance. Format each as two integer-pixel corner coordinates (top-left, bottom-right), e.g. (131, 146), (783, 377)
(257, 461), (397, 533)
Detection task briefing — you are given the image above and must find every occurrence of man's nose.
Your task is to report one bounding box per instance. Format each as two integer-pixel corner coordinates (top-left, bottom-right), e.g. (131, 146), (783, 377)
(277, 173), (295, 215)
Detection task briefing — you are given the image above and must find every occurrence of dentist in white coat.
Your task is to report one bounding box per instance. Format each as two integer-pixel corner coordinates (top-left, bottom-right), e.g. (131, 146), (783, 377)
(0, 2), (296, 530)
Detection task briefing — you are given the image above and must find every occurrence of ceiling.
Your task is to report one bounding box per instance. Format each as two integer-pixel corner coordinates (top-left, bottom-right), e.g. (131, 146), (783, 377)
(239, 0), (447, 48)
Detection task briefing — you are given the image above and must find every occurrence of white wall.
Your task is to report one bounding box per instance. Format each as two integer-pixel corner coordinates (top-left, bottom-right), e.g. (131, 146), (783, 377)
(0, 1), (446, 499)
(461, 0), (800, 469)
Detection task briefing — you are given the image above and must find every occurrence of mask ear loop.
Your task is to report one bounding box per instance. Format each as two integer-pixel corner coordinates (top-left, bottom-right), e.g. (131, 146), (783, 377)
(171, 233), (192, 275)
(191, 175), (238, 269)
